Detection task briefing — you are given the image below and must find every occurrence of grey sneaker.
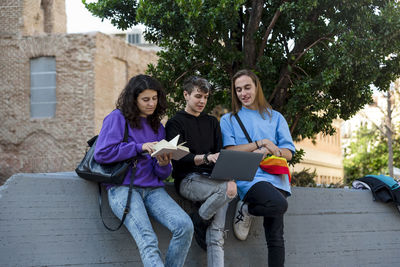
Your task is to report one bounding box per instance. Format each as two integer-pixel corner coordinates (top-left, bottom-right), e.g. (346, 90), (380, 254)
(233, 200), (253, 241)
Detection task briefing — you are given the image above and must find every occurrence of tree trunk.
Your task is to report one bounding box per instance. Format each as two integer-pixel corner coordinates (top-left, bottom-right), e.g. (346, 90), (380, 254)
(387, 89), (394, 177)
(243, 0), (264, 69)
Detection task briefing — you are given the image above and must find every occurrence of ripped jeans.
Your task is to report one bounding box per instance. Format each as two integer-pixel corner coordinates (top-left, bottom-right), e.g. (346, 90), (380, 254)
(180, 173), (235, 267)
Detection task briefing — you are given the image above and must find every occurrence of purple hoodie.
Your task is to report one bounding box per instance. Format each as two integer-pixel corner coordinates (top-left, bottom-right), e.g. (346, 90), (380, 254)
(94, 109), (171, 188)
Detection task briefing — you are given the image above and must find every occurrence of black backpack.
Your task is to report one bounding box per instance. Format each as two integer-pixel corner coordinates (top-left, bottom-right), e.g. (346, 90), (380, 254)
(354, 175), (400, 213)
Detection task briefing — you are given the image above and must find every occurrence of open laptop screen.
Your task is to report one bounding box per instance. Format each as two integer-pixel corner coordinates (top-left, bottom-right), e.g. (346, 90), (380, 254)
(210, 149), (263, 181)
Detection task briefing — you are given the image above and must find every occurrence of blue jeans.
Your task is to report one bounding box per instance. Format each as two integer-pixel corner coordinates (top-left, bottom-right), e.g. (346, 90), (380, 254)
(108, 186), (193, 267)
(180, 173), (235, 267)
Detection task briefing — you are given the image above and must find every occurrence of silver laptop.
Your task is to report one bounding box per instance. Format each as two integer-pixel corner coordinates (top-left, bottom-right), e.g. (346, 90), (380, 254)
(210, 149), (263, 181)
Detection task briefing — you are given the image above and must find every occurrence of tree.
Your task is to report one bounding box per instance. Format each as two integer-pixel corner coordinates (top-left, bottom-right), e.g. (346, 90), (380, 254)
(84, 0), (400, 144)
(384, 80), (400, 177)
(291, 168), (317, 187)
(343, 124), (400, 185)
(355, 79), (400, 177)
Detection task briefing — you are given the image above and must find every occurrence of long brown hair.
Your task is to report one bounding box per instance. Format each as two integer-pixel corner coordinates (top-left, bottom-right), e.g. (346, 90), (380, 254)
(116, 75), (167, 133)
(231, 69), (272, 118)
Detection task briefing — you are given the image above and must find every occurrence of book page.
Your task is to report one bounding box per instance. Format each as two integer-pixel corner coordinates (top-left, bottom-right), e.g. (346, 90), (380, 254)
(151, 135), (189, 160)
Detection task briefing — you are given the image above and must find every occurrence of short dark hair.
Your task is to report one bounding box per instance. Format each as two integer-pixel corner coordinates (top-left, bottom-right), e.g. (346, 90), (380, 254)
(116, 74), (167, 133)
(183, 76), (211, 94)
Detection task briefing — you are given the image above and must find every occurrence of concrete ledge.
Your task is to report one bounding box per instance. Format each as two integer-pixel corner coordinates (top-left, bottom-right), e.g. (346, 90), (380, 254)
(1, 173), (400, 266)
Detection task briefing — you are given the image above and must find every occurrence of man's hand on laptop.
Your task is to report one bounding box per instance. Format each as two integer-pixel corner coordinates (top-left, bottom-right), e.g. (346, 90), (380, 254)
(208, 152), (219, 164)
(253, 146), (268, 158)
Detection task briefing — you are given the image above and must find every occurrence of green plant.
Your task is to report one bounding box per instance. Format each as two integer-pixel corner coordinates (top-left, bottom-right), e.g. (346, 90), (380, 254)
(291, 168), (317, 187)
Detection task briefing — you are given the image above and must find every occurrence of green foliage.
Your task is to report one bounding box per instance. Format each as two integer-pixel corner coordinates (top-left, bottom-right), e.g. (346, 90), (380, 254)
(82, 0), (139, 30)
(291, 168), (317, 187)
(84, 0), (400, 144)
(344, 125), (400, 185)
(288, 147), (305, 166)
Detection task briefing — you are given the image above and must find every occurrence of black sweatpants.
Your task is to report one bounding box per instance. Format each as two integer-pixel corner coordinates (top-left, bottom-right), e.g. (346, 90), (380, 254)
(244, 181), (288, 267)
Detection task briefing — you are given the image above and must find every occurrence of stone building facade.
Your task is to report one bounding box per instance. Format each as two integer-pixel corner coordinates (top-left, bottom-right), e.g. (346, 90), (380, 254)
(0, 0), (157, 183)
(292, 120), (344, 185)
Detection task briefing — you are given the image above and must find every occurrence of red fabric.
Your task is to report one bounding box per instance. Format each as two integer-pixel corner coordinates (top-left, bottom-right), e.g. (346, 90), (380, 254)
(259, 155), (291, 182)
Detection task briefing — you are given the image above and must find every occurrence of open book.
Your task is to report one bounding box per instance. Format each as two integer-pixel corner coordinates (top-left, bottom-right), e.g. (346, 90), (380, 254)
(151, 135), (190, 160)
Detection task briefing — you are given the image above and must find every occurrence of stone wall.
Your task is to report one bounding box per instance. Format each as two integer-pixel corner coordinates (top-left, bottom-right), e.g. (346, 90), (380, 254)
(0, 0), (158, 184)
(20, 0), (66, 36)
(0, 31), (157, 184)
(0, 0), (24, 38)
(93, 33), (158, 133)
(0, 34), (97, 183)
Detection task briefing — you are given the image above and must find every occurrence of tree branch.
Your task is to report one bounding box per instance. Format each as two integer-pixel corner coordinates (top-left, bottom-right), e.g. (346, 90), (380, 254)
(283, 35), (290, 57)
(293, 65), (309, 77)
(173, 62), (207, 85)
(359, 111), (386, 136)
(257, 1), (287, 60)
(292, 37), (332, 66)
(290, 113), (301, 135)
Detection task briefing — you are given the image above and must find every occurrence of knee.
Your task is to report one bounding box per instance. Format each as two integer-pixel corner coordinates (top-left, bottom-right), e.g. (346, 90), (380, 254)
(274, 197), (288, 215)
(225, 181), (237, 199)
(173, 215), (194, 238)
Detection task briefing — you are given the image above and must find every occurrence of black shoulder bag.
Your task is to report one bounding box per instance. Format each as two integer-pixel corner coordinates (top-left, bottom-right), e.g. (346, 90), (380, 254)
(75, 122), (138, 231)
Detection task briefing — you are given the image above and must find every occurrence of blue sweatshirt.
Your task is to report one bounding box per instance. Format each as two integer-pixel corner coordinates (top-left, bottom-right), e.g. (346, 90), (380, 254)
(94, 109), (171, 188)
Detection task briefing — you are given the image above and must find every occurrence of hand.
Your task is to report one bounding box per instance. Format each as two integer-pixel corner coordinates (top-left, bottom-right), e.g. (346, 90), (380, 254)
(207, 152), (219, 164)
(156, 153), (172, 166)
(142, 142), (157, 154)
(260, 139), (282, 157)
(226, 180), (237, 198)
(253, 146), (268, 158)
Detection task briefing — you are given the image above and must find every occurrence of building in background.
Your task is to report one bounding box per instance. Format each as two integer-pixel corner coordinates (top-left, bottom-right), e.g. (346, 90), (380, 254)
(291, 81), (400, 186)
(0, 0), (157, 183)
(113, 28), (161, 52)
(341, 83), (400, 179)
(292, 120), (344, 186)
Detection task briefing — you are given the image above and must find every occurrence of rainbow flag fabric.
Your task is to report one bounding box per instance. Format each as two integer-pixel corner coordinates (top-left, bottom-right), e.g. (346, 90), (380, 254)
(259, 155), (291, 182)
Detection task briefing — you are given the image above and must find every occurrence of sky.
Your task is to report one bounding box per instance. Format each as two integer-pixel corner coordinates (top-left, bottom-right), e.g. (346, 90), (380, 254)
(66, 1), (137, 34)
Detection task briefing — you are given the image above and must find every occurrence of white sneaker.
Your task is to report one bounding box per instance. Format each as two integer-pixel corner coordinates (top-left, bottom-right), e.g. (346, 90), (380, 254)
(233, 200), (253, 241)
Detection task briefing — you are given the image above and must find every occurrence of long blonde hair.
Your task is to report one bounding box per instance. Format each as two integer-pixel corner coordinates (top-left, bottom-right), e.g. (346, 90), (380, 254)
(231, 69), (272, 118)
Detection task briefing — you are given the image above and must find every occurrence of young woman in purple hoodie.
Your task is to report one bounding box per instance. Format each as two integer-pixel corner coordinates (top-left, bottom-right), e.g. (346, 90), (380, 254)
(94, 75), (193, 267)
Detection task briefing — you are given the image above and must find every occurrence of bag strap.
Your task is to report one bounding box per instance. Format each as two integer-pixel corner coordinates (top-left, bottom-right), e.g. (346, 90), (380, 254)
(98, 160), (137, 231)
(234, 113), (253, 143)
(98, 121), (136, 231)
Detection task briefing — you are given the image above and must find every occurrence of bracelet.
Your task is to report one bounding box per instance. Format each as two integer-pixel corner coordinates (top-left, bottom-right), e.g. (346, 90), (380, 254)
(255, 140), (261, 149)
(203, 153), (211, 165)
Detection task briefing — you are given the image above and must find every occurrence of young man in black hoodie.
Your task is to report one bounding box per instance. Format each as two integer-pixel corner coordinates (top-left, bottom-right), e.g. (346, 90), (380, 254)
(165, 76), (237, 267)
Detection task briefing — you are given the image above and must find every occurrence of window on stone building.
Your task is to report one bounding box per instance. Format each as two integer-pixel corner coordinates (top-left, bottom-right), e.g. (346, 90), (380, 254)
(30, 56), (56, 118)
(127, 33), (141, 44)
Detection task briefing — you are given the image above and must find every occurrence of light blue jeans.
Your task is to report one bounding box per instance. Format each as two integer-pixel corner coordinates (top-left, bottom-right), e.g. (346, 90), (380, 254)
(180, 173), (235, 267)
(108, 186), (193, 267)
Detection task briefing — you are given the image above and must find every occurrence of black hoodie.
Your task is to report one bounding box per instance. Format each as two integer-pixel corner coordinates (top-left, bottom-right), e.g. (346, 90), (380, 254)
(165, 111), (222, 189)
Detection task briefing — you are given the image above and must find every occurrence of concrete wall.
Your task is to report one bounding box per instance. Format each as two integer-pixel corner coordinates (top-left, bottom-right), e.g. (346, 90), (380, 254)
(1, 173), (400, 266)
